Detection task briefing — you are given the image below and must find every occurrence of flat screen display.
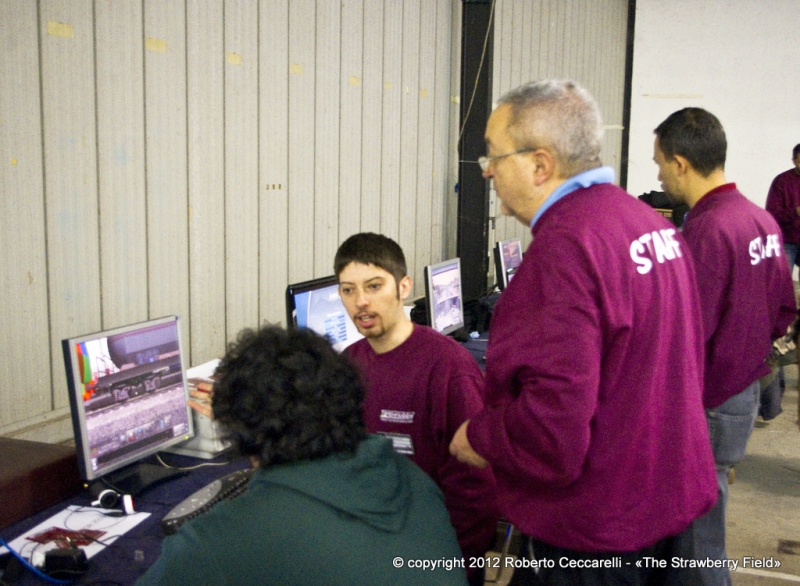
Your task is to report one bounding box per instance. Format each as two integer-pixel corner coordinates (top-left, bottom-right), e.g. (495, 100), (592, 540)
(494, 238), (523, 290)
(424, 258), (465, 336)
(63, 316), (193, 482)
(285, 275), (363, 352)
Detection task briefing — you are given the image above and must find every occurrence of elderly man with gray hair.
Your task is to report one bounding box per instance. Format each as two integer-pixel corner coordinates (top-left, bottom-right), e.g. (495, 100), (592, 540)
(450, 79), (717, 585)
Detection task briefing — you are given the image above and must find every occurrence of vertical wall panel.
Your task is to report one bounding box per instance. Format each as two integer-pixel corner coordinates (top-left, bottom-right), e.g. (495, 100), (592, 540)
(144, 0), (189, 343)
(95, 0), (148, 331)
(432, 0), (453, 263)
(225, 0), (259, 338)
(359, 0), (384, 234)
(314, 1), (341, 275)
(259, 0), (289, 325)
(414, 0), (436, 295)
(0, 1), (51, 425)
(187, 0), (225, 361)
(338, 0), (364, 245)
(380, 0), (402, 240)
(40, 0), (100, 411)
(287, 0), (315, 283)
(399, 0), (421, 281)
(444, 0), (461, 260)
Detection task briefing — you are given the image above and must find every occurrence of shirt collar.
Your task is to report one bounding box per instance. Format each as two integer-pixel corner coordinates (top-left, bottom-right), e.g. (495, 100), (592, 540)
(530, 166), (616, 228)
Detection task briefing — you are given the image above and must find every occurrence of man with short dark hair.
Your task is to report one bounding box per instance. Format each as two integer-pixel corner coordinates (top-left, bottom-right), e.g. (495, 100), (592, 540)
(335, 232), (498, 585)
(137, 325), (467, 586)
(449, 80), (717, 585)
(653, 107), (796, 585)
(766, 144), (800, 272)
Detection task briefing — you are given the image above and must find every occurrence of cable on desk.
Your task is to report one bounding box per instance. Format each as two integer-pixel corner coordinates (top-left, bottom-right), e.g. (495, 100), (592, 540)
(0, 536), (72, 585)
(155, 454), (230, 471)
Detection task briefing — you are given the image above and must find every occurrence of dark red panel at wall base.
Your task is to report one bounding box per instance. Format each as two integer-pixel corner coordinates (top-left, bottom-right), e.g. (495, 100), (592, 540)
(0, 438), (83, 530)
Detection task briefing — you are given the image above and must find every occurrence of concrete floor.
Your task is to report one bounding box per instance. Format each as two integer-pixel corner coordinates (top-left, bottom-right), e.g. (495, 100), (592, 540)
(485, 366), (800, 585)
(728, 365), (800, 585)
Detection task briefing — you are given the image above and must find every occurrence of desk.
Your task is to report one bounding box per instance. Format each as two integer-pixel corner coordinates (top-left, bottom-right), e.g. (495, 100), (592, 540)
(0, 452), (250, 585)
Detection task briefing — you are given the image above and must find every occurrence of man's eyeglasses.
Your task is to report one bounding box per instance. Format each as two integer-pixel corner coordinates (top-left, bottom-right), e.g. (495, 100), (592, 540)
(478, 148), (535, 172)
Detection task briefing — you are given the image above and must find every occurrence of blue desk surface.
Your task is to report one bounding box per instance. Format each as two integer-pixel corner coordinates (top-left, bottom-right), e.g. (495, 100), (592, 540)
(1, 451), (249, 585)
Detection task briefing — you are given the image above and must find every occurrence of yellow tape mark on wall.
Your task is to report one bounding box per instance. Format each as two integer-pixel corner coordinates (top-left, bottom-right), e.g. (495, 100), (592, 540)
(384, 82), (392, 91)
(47, 22), (74, 39)
(146, 38), (167, 53)
(290, 63), (303, 74)
(420, 89), (428, 98)
(11, 159), (17, 165)
(349, 76), (360, 86)
(227, 53), (242, 65)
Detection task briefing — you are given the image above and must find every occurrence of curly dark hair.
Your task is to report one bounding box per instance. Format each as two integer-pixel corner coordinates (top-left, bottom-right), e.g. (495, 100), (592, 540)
(211, 325), (367, 467)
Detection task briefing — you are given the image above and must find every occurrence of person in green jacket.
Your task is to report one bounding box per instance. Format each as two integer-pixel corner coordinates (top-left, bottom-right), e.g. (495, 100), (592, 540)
(137, 325), (468, 586)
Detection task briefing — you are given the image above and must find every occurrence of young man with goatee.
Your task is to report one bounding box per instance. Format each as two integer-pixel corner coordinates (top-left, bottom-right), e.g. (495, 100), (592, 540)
(335, 232), (497, 586)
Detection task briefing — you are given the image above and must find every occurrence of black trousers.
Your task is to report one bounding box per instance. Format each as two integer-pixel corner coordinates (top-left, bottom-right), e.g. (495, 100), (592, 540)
(508, 523), (699, 586)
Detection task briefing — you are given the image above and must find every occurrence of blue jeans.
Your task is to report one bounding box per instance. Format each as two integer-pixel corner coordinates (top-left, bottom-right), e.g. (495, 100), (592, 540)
(692, 380), (759, 586)
(785, 243), (798, 275)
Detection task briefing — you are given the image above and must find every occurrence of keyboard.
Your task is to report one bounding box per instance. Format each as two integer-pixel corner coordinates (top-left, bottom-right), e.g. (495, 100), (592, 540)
(160, 468), (254, 535)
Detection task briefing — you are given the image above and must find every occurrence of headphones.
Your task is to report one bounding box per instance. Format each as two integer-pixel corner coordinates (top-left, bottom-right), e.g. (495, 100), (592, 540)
(89, 486), (135, 515)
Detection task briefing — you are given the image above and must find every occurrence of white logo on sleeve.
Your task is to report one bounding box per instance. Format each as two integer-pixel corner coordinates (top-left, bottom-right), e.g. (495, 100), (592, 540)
(749, 234), (782, 265)
(630, 228), (683, 275)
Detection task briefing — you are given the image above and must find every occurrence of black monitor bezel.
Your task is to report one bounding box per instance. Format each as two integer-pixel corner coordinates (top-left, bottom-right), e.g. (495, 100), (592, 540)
(285, 275), (340, 328)
(494, 237), (523, 291)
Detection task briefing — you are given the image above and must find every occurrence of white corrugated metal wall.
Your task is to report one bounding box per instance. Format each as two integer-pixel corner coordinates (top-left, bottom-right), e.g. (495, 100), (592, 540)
(0, 0), (629, 443)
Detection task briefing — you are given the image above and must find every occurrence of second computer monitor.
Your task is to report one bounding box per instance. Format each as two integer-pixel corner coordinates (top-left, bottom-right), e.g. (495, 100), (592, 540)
(285, 275), (363, 352)
(424, 258), (465, 336)
(494, 237), (523, 290)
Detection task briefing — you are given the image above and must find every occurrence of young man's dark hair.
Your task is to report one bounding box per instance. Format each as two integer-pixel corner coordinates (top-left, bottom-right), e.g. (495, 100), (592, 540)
(654, 107), (727, 177)
(334, 232), (407, 292)
(793, 143), (800, 160)
(212, 325), (367, 466)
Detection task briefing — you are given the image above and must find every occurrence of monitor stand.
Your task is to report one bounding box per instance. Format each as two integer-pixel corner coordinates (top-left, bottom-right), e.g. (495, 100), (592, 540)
(100, 461), (186, 496)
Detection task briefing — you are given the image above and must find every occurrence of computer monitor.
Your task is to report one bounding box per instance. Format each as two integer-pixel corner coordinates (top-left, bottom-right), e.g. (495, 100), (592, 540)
(494, 238), (523, 290)
(424, 258), (466, 336)
(285, 275), (363, 352)
(62, 315), (194, 495)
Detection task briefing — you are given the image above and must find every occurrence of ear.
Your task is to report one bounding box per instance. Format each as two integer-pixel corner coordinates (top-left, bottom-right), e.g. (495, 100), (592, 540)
(530, 148), (557, 186)
(398, 275), (413, 301)
(671, 153), (692, 176)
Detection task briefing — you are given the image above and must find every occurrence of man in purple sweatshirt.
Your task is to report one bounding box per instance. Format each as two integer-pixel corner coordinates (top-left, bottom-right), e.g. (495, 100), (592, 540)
(653, 108), (796, 586)
(766, 144), (800, 272)
(449, 79), (717, 585)
(335, 232), (498, 586)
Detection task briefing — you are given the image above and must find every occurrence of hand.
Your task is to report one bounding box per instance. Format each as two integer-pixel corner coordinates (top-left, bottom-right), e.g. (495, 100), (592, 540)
(449, 420), (489, 468)
(187, 381), (213, 419)
(795, 205), (800, 216)
(188, 399), (212, 419)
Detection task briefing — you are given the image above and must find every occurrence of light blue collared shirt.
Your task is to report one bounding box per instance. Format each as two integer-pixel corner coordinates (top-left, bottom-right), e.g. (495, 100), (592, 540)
(530, 166), (616, 228)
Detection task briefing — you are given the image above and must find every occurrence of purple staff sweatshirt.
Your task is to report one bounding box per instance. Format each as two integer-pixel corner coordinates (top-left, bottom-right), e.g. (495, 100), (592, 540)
(682, 184), (796, 408)
(468, 182), (717, 553)
(346, 325), (499, 563)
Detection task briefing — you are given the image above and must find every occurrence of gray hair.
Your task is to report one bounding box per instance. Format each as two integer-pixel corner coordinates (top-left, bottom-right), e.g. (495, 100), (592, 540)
(498, 79), (604, 177)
